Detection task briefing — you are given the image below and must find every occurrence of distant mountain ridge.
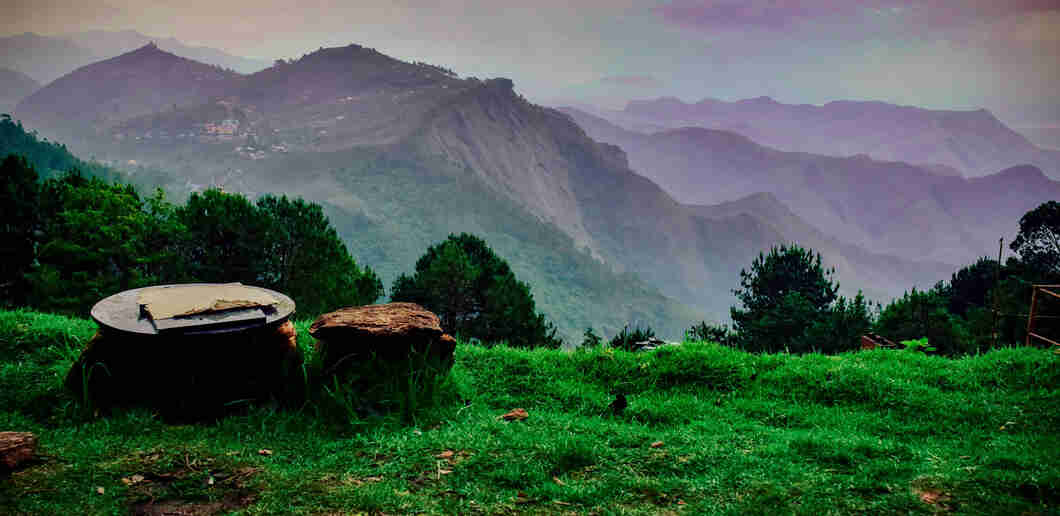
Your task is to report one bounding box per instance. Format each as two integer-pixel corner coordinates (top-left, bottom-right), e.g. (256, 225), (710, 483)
(16, 43), (239, 133)
(0, 67), (38, 113)
(0, 31), (267, 85)
(590, 96), (1060, 179)
(560, 106), (1060, 266)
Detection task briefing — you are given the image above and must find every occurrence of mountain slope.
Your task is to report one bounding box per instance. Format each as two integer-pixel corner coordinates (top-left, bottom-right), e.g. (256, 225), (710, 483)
(0, 67), (38, 113)
(597, 96), (1060, 179)
(561, 106), (1060, 266)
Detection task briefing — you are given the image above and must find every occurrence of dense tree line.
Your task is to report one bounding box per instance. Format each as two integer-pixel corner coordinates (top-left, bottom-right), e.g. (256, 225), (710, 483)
(0, 155), (382, 318)
(685, 202), (1060, 356)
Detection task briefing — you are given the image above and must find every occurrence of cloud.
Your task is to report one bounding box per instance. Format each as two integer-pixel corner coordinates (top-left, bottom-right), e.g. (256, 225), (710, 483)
(653, 0), (1060, 32)
(599, 74), (663, 88)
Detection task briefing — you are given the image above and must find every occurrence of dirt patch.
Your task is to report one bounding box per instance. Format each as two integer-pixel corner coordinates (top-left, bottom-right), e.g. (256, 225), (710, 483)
(131, 490), (256, 516)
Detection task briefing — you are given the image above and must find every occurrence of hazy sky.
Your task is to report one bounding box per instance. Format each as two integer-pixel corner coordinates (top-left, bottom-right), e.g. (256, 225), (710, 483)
(3, 0), (1058, 118)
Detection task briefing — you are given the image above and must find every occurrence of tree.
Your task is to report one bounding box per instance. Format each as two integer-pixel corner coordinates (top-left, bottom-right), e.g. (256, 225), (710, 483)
(28, 172), (163, 313)
(874, 288), (970, 356)
(803, 292), (873, 354)
(391, 233), (561, 349)
(0, 155), (39, 306)
(730, 244), (839, 353)
(255, 194), (381, 315)
(177, 189), (269, 285)
(1010, 201), (1060, 277)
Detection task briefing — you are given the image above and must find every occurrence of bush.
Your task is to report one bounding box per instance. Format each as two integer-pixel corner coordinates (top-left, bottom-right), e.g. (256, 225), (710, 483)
(875, 288), (971, 356)
(609, 325), (655, 351)
(686, 321), (735, 346)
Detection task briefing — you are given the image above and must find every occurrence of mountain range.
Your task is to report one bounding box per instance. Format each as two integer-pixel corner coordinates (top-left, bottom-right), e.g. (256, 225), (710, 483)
(11, 42), (1032, 342)
(559, 106), (1060, 267)
(581, 96), (1060, 179)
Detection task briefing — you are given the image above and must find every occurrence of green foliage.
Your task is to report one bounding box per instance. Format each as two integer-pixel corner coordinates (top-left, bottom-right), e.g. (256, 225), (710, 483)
(686, 321), (735, 346)
(1010, 201), (1060, 275)
(608, 325), (656, 351)
(7, 171), (379, 318)
(580, 327), (603, 349)
(391, 233), (561, 349)
(900, 337), (935, 353)
(0, 154), (39, 305)
(176, 189), (382, 317)
(945, 256), (1008, 317)
(27, 172), (180, 314)
(256, 194), (382, 315)
(875, 288), (971, 356)
(730, 244), (856, 353)
(178, 188), (268, 284)
(801, 292), (874, 354)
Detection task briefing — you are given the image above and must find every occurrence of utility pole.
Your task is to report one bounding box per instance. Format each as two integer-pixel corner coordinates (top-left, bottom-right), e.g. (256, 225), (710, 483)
(992, 237), (1003, 351)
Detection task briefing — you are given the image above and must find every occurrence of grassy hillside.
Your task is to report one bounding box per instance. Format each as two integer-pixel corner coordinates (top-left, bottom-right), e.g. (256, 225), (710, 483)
(2, 310), (1058, 514)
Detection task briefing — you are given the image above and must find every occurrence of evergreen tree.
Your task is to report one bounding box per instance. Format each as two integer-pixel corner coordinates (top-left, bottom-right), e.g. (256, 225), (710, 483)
(730, 244), (839, 353)
(255, 194), (381, 315)
(0, 155), (39, 306)
(392, 233), (561, 348)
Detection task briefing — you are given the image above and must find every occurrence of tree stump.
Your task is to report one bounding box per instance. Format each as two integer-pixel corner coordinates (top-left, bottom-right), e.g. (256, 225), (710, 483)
(0, 432), (38, 470)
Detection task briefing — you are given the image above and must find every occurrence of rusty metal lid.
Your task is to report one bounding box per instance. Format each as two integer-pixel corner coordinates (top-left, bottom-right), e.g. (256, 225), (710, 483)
(90, 283), (296, 336)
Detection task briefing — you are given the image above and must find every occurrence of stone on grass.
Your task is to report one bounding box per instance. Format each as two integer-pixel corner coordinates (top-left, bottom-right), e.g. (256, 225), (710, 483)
(0, 431), (37, 470)
(309, 302), (457, 375)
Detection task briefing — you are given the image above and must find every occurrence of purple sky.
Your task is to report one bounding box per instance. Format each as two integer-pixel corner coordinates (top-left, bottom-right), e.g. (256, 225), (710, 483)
(3, 0), (1058, 121)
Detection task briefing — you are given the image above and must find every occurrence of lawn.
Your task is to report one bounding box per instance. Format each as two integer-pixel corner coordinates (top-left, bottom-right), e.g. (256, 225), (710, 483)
(1, 309), (1058, 514)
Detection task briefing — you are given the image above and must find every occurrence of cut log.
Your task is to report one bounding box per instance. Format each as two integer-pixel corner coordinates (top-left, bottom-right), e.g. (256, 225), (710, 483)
(0, 432), (38, 470)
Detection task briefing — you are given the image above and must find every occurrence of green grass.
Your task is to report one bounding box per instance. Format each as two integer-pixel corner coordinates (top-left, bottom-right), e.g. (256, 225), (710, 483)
(1, 309), (1058, 514)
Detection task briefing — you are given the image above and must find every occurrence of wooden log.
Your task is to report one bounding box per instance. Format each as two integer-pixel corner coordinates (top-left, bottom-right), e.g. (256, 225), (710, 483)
(0, 432), (38, 470)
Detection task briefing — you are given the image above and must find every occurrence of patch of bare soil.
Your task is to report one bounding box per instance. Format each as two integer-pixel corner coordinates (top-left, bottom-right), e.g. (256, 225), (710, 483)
(131, 490), (256, 516)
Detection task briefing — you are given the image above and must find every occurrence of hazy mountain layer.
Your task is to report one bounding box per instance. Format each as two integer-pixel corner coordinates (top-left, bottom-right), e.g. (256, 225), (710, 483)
(0, 67), (38, 113)
(65, 30), (269, 74)
(589, 96), (1060, 179)
(560, 106), (1060, 266)
(0, 31), (267, 86)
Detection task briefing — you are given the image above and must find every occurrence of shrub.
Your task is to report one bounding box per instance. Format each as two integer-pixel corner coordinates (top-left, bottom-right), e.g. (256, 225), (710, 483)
(609, 325), (655, 351)
(686, 321), (735, 346)
(875, 288), (971, 356)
